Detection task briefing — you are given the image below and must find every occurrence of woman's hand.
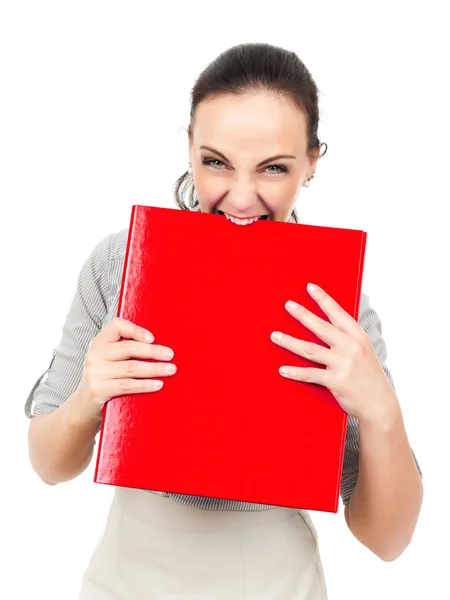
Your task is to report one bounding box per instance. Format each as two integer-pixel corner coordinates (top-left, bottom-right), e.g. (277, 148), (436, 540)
(76, 317), (176, 419)
(270, 283), (397, 423)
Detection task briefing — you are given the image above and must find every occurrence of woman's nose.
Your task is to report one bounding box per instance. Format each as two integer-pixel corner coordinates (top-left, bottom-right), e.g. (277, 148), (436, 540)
(227, 178), (259, 214)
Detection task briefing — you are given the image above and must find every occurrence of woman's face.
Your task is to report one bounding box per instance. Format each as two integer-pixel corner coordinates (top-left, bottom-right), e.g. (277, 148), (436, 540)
(189, 92), (319, 224)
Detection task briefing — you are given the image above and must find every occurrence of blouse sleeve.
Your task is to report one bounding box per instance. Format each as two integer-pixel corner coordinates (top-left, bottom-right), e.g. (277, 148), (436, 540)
(24, 234), (112, 418)
(339, 292), (422, 505)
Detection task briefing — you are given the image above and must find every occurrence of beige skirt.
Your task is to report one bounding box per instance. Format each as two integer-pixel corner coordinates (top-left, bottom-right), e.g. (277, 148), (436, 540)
(78, 487), (328, 599)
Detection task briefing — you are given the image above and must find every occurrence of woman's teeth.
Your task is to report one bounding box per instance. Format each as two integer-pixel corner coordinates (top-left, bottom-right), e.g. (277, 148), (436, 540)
(225, 214), (260, 225)
(217, 211), (267, 225)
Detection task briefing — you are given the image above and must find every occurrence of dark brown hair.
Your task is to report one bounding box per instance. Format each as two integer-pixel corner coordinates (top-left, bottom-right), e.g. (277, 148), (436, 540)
(174, 42), (327, 223)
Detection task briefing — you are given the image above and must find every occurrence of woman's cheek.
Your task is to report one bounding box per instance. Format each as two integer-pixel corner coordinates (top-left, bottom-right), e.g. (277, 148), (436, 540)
(262, 180), (299, 212)
(195, 174), (227, 209)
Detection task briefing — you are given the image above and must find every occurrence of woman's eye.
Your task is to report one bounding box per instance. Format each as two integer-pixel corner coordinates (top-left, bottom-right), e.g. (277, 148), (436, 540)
(266, 164), (288, 175)
(202, 158), (288, 175)
(202, 158), (225, 169)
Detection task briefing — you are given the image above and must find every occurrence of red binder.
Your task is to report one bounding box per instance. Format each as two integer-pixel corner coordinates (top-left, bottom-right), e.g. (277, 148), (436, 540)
(94, 205), (367, 512)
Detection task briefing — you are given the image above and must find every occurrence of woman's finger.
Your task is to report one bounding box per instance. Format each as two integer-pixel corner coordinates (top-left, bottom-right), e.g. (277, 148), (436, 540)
(107, 360), (177, 380)
(95, 317), (155, 345)
(270, 331), (334, 367)
(103, 339), (174, 362)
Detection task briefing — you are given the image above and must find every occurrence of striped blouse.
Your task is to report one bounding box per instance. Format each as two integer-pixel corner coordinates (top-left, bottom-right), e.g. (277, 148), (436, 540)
(25, 213), (421, 510)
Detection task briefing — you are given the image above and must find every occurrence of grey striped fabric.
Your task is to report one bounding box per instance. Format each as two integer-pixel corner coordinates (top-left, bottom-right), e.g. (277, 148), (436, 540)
(25, 212), (421, 510)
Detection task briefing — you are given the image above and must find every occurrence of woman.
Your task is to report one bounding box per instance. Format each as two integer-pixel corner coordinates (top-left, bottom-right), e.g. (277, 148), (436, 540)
(25, 43), (423, 599)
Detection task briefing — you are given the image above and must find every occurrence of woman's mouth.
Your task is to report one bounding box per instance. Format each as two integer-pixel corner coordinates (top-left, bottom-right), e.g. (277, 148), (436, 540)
(214, 210), (270, 226)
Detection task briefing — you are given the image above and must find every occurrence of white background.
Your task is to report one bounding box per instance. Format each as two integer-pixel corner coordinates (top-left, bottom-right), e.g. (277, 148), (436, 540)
(1, 1), (449, 598)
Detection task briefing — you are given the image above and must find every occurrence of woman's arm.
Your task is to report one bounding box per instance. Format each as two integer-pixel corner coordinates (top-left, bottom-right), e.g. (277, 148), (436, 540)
(28, 388), (101, 484)
(345, 393), (423, 561)
(271, 288), (423, 559)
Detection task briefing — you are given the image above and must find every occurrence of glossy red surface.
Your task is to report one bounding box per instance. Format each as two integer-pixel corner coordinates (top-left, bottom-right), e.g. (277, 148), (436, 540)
(94, 206), (367, 512)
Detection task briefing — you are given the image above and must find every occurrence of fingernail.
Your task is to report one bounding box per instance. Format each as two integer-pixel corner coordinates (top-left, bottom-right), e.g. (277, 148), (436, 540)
(145, 331), (154, 342)
(279, 366), (292, 375)
(307, 283), (320, 292)
(163, 348), (174, 359)
(271, 331), (283, 341)
(165, 364), (176, 374)
(286, 300), (299, 310)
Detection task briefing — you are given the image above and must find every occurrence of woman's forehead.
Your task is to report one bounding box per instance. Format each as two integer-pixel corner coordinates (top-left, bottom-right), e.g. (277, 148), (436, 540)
(192, 93), (308, 153)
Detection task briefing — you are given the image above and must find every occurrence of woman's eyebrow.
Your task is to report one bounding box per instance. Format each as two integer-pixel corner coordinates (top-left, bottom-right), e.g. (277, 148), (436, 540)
(200, 145), (296, 167)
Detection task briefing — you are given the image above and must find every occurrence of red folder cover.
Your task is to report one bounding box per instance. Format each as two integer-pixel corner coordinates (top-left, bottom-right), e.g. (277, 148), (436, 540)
(94, 205), (367, 512)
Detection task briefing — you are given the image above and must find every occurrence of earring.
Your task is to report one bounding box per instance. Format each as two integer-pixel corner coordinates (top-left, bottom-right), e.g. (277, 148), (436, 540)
(188, 163), (193, 175)
(303, 172), (315, 188)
